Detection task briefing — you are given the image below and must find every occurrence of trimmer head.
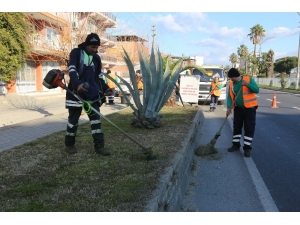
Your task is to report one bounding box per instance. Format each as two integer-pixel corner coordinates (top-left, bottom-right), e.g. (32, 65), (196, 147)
(43, 69), (65, 89)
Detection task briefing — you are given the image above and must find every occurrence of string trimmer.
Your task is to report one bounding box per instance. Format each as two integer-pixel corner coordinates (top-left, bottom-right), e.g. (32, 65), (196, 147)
(195, 82), (243, 156)
(42, 69), (156, 160)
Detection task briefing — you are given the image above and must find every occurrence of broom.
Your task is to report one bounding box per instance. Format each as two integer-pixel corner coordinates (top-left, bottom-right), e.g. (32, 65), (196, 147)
(195, 84), (242, 156)
(198, 85), (219, 111)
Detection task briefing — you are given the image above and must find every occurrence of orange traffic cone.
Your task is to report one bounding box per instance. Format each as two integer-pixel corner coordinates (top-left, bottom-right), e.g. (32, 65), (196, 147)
(271, 93), (278, 108)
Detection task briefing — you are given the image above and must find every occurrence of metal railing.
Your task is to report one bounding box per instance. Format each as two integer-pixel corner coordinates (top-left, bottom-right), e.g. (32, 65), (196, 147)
(29, 34), (60, 51)
(253, 77), (300, 89)
(98, 31), (117, 42)
(99, 12), (116, 22)
(99, 53), (117, 63)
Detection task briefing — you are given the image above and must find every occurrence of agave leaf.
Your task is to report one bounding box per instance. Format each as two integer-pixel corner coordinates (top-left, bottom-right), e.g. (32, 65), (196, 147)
(149, 45), (157, 81)
(145, 47), (160, 118)
(138, 47), (151, 111)
(121, 47), (143, 113)
(149, 48), (164, 113)
(174, 82), (184, 107)
(156, 59), (183, 112)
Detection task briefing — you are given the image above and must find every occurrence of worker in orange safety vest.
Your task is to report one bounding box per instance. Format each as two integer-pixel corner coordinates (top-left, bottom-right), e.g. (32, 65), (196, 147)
(226, 68), (259, 158)
(209, 74), (223, 112)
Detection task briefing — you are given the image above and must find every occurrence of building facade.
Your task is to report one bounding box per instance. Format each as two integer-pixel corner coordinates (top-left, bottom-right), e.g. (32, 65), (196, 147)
(7, 12), (118, 94)
(106, 35), (149, 78)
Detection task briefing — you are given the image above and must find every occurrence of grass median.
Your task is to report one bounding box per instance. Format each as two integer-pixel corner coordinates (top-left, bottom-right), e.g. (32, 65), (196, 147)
(0, 104), (199, 212)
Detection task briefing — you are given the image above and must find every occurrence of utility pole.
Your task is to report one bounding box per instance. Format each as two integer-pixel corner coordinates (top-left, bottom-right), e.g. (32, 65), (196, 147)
(296, 12), (300, 90)
(151, 25), (156, 50)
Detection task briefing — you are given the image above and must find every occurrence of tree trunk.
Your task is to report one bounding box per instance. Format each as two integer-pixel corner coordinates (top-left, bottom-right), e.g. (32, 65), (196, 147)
(165, 89), (177, 107)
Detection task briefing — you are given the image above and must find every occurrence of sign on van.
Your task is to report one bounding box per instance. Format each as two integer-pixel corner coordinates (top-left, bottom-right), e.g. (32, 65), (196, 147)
(179, 75), (200, 103)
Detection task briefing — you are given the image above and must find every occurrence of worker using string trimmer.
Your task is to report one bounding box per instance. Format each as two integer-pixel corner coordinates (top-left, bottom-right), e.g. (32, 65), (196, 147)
(226, 68), (259, 157)
(65, 33), (113, 155)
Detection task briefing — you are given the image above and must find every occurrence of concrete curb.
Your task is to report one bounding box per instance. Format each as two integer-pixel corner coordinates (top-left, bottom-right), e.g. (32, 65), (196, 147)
(144, 109), (204, 212)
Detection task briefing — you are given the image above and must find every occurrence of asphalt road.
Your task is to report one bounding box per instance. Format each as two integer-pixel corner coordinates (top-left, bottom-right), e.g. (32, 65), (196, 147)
(252, 89), (300, 212)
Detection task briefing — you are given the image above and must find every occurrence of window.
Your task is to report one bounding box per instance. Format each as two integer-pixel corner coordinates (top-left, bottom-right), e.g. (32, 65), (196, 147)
(46, 27), (59, 49)
(17, 60), (36, 82)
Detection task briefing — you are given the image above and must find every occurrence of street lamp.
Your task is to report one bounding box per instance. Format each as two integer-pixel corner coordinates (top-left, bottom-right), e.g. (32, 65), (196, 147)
(296, 12), (300, 90)
(259, 36), (275, 60)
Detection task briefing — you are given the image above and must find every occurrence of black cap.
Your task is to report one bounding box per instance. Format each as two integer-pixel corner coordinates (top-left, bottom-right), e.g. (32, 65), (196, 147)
(85, 33), (100, 46)
(227, 68), (240, 77)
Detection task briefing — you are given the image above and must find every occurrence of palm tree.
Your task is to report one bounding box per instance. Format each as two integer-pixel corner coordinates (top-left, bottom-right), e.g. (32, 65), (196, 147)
(266, 49), (274, 78)
(247, 24), (266, 57)
(237, 44), (249, 72)
(162, 55), (206, 106)
(229, 53), (238, 68)
(162, 55), (206, 76)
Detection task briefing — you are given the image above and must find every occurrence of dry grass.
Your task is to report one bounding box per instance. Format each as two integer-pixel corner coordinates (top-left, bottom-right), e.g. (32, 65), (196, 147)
(0, 105), (199, 212)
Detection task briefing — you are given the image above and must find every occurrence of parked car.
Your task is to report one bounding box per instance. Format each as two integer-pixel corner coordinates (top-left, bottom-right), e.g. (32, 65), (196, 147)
(115, 82), (131, 97)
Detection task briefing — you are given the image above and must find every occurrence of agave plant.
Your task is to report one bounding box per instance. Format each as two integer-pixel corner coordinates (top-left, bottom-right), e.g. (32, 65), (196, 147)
(105, 45), (183, 129)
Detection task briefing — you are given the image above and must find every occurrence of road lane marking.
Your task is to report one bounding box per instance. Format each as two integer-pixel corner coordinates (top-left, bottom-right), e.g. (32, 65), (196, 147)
(292, 107), (300, 110)
(267, 99), (281, 103)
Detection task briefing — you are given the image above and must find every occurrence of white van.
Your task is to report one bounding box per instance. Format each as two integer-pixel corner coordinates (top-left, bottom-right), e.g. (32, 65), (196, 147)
(192, 65), (227, 105)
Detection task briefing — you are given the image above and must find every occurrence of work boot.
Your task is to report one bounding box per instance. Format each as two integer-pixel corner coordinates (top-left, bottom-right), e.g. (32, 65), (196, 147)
(66, 146), (78, 154)
(244, 150), (251, 157)
(228, 145), (240, 152)
(95, 146), (110, 156)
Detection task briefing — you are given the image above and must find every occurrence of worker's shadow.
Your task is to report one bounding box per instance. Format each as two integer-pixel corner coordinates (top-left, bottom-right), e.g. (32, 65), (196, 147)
(7, 96), (53, 117)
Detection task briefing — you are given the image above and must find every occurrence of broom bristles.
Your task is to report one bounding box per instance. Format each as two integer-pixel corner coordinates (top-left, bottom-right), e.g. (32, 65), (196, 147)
(195, 137), (218, 156)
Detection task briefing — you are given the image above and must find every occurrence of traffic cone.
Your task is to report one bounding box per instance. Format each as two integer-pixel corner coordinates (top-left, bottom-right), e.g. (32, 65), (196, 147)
(271, 93), (278, 108)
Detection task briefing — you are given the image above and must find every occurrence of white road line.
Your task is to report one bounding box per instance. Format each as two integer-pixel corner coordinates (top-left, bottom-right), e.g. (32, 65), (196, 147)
(267, 99), (281, 103)
(292, 107), (300, 110)
(226, 116), (279, 212)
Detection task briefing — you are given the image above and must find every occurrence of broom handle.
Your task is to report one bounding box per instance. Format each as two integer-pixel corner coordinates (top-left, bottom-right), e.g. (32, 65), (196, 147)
(217, 82), (243, 134)
(202, 85), (218, 107)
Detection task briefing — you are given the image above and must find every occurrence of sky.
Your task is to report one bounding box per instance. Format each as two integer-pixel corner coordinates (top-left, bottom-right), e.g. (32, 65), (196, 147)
(109, 12), (300, 66)
(4, 0), (300, 68)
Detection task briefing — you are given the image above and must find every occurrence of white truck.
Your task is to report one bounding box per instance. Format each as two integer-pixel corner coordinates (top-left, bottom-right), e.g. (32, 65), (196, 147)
(192, 65), (227, 105)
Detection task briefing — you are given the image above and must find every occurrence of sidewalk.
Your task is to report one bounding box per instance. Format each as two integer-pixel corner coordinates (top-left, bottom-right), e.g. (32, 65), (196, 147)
(0, 92), (128, 152)
(181, 106), (278, 212)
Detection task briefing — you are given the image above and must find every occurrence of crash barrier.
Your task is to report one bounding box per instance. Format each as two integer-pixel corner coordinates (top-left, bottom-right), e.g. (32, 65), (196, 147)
(253, 77), (300, 89)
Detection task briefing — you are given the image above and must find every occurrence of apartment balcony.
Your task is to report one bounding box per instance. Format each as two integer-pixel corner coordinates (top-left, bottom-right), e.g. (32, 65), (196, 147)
(99, 53), (117, 68)
(99, 31), (117, 48)
(29, 34), (62, 55)
(89, 12), (116, 28)
(25, 12), (69, 27)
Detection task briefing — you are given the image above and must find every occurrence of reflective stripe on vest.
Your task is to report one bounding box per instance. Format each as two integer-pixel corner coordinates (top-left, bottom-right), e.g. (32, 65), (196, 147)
(106, 73), (117, 88)
(137, 77), (143, 90)
(229, 76), (258, 108)
(211, 82), (222, 96)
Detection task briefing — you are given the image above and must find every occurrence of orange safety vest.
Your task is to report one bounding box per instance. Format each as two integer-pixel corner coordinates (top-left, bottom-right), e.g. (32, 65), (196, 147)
(229, 76), (258, 108)
(106, 73), (117, 89)
(211, 81), (222, 96)
(137, 77), (143, 90)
